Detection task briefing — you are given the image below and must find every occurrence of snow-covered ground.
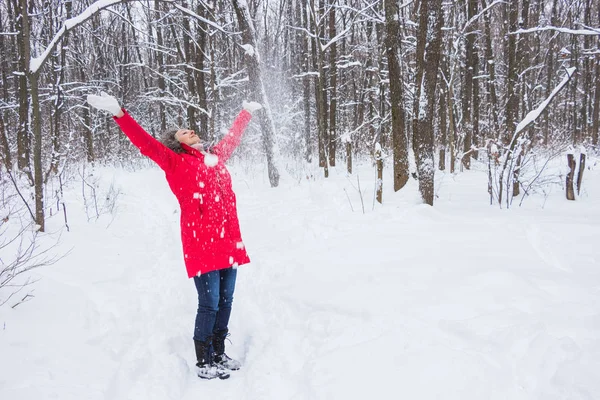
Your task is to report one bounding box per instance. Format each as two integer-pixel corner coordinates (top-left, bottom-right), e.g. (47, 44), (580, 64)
(1, 156), (600, 400)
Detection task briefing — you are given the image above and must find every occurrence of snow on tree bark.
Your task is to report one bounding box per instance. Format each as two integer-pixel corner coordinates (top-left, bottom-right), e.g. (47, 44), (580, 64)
(232, 0), (280, 187)
(384, 0), (409, 192)
(413, 0), (444, 206)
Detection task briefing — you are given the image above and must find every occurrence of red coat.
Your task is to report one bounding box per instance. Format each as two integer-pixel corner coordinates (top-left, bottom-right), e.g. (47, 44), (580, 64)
(115, 110), (252, 278)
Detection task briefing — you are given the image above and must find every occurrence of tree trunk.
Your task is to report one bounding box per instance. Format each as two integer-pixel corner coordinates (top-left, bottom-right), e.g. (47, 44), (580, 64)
(77, 60), (95, 163)
(208, 36), (218, 142)
(0, 114), (11, 172)
(482, 0), (499, 137)
(301, 0), (312, 162)
(283, 0), (294, 78)
(47, 1), (71, 179)
(512, 148), (522, 198)
(566, 153), (576, 200)
(0, 13), (12, 172)
(384, 0), (409, 191)
(471, 0), (480, 160)
(346, 141), (352, 174)
(439, 87), (447, 171)
(505, 0), (519, 142)
(570, 28), (579, 144)
(439, 149), (446, 171)
(440, 45), (456, 173)
(154, 0), (167, 132)
(328, 0), (337, 167)
(310, 0), (326, 171)
(30, 72), (45, 231)
(543, 0), (559, 145)
(519, 0), (531, 116)
(593, 53), (600, 146)
(231, 0), (280, 187)
(447, 85), (457, 174)
(195, 3), (209, 137)
(582, 0), (591, 141)
(576, 153), (585, 195)
(593, 4), (600, 146)
(376, 144), (383, 204)
(462, 0), (478, 169)
(315, 0), (329, 176)
(413, 0), (444, 205)
(14, 0), (32, 178)
(182, 1), (197, 133)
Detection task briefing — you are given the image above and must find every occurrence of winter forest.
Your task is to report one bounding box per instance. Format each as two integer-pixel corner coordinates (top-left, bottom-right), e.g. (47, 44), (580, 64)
(1, 0), (599, 225)
(1, 0), (600, 398)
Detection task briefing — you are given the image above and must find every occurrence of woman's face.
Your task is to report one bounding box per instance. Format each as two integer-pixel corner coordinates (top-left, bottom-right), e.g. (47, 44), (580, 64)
(175, 129), (201, 146)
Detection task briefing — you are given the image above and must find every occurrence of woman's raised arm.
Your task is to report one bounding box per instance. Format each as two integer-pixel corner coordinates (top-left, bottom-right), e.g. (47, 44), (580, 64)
(87, 92), (179, 171)
(212, 101), (261, 163)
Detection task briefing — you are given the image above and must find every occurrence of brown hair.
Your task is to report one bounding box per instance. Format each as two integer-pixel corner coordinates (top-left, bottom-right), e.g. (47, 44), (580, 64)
(160, 128), (185, 153)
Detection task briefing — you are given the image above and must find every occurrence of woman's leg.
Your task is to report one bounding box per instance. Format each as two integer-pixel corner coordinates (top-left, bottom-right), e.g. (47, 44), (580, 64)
(193, 271), (220, 342)
(213, 267), (237, 336)
(212, 267), (240, 369)
(193, 270), (231, 379)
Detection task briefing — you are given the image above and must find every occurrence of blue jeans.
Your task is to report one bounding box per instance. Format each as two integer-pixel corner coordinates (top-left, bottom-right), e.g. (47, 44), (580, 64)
(193, 267), (237, 343)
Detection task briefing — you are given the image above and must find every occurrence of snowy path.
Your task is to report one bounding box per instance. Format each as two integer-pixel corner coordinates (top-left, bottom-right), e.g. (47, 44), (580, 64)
(1, 164), (600, 399)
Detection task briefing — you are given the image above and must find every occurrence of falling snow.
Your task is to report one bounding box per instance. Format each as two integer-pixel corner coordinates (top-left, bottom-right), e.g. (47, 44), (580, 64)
(2, 152), (600, 400)
(203, 153), (218, 167)
(240, 43), (255, 57)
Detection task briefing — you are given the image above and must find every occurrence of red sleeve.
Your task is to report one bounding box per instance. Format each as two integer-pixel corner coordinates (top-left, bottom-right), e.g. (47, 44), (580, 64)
(212, 110), (252, 163)
(114, 110), (178, 172)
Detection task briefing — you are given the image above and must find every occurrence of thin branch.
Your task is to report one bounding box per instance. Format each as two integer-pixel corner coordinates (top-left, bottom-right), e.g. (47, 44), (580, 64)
(512, 26), (600, 36)
(30, 0), (177, 74)
(173, 3), (238, 35)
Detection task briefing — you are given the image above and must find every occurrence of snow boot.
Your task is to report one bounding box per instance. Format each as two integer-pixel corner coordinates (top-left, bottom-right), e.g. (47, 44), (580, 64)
(213, 330), (241, 371)
(194, 339), (230, 380)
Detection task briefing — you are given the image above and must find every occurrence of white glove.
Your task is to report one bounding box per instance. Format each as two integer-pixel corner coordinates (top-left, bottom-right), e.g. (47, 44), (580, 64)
(242, 100), (262, 114)
(86, 91), (122, 116)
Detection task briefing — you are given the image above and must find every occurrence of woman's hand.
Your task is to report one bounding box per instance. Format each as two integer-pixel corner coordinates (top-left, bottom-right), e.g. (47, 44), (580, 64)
(87, 92), (124, 118)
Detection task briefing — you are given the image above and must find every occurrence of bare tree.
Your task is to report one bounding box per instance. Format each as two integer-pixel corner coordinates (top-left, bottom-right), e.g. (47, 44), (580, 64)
(384, 0), (409, 191)
(0, 176), (61, 308)
(413, 0), (444, 205)
(232, 0), (280, 187)
(497, 67), (576, 207)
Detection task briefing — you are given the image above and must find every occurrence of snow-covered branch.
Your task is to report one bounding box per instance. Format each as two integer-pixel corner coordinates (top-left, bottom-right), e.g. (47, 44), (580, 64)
(172, 3), (237, 35)
(29, 0), (216, 75)
(318, 1), (384, 52)
(320, 25), (353, 52)
(399, 0), (415, 9)
(332, 2), (384, 24)
(496, 68), (576, 207)
(462, 0), (506, 35)
(513, 67), (576, 137)
(287, 25), (318, 39)
(444, 0), (504, 88)
(31, 0), (139, 74)
(511, 26), (600, 36)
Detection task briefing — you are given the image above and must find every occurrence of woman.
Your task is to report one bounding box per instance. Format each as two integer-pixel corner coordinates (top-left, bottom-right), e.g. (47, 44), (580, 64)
(87, 92), (261, 380)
